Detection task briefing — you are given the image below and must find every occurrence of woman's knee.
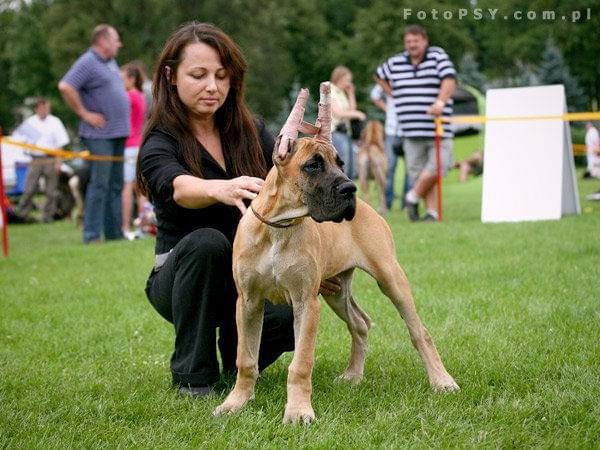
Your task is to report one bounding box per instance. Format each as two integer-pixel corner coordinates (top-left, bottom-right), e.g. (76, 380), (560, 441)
(177, 228), (232, 265)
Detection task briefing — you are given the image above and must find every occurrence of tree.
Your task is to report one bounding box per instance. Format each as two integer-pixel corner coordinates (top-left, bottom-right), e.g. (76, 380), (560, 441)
(538, 39), (586, 111)
(4, 8), (53, 109)
(0, 8), (17, 130)
(458, 52), (486, 91)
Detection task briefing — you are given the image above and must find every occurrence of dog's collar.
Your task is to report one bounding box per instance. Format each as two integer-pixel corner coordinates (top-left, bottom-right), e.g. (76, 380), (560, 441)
(250, 204), (304, 228)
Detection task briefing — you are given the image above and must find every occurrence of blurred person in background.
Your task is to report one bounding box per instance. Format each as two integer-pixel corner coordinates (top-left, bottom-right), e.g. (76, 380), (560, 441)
(370, 84), (407, 210)
(584, 121), (600, 179)
(376, 25), (456, 222)
(13, 97), (70, 222)
(120, 62), (147, 239)
(58, 24), (130, 243)
(330, 66), (366, 178)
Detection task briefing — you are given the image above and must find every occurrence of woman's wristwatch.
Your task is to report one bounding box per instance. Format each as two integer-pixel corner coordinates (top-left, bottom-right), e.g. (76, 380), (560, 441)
(434, 99), (445, 108)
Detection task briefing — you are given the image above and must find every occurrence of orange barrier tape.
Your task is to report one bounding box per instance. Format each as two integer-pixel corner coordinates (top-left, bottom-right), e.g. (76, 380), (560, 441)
(0, 137), (126, 162)
(435, 111), (600, 130)
(573, 144), (586, 155)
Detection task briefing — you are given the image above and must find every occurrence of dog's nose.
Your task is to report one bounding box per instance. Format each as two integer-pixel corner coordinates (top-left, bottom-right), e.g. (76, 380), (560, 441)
(337, 181), (357, 198)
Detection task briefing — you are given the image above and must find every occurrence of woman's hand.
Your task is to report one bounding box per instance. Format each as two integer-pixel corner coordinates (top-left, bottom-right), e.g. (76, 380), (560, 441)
(345, 82), (355, 95)
(211, 176), (264, 214)
(319, 276), (342, 296)
(172, 175), (264, 211)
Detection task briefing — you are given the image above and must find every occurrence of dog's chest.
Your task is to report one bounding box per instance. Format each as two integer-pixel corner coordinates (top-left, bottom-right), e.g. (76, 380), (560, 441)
(236, 237), (317, 305)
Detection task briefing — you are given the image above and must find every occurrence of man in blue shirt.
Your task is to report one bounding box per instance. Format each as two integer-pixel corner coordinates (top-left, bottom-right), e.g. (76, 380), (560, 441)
(59, 24), (130, 243)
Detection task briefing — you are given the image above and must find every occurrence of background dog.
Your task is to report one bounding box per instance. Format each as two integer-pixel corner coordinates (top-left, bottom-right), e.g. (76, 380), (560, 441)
(357, 120), (387, 214)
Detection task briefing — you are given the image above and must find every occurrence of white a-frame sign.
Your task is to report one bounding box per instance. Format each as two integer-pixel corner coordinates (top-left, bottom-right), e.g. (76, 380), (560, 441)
(481, 85), (580, 222)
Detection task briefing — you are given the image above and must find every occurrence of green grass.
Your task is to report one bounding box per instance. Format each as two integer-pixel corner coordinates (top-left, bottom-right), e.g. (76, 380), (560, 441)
(2, 141), (600, 448)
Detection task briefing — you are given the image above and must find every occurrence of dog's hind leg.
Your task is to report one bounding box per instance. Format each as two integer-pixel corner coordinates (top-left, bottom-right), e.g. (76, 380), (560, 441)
(322, 269), (372, 384)
(357, 153), (371, 204)
(373, 159), (388, 215)
(359, 238), (459, 391)
(213, 296), (264, 416)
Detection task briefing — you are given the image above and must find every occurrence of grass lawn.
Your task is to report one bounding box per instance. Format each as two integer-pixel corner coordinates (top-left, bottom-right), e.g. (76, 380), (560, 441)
(2, 138), (600, 448)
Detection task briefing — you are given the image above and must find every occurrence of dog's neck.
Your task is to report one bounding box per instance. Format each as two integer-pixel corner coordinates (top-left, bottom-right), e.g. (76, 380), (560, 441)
(250, 167), (309, 227)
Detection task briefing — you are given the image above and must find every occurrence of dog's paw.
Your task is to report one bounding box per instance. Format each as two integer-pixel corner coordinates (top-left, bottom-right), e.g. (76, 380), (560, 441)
(212, 391), (254, 416)
(283, 404), (316, 425)
(335, 371), (363, 385)
(431, 376), (460, 392)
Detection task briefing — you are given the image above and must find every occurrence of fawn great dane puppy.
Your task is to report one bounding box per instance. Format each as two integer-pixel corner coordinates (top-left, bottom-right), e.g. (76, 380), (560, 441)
(214, 83), (459, 424)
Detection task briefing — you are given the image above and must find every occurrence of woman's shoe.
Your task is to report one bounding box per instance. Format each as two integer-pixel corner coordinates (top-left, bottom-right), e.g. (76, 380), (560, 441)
(178, 385), (215, 398)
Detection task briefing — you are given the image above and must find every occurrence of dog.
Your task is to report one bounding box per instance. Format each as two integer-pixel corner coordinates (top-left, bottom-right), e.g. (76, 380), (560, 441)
(357, 120), (388, 214)
(213, 83), (459, 425)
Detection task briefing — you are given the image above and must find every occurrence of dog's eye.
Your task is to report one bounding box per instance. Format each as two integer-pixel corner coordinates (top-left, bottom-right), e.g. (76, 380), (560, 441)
(336, 155), (345, 168)
(302, 155), (323, 174)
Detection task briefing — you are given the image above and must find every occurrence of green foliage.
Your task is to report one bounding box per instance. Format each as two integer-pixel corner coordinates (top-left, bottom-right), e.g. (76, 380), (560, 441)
(538, 38), (586, 110)
(231, 1), (294, 120)
(0, 0), (598, 133)
(4, 9), (52, 98)
(458, 52), (486, 92)
(282, 0), (332, 95)
(0, 9), (17, 131)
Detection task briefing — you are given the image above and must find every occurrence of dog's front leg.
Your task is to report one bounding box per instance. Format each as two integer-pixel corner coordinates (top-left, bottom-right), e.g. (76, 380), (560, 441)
(213, 295), (264, 416)
(284, 295), (321, 425)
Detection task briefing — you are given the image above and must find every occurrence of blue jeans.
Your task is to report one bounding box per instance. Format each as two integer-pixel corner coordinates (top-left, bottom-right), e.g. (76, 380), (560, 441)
(384, 135), (411, 209)
(332, 131), (354, 178)
(82, 138), (126, 243)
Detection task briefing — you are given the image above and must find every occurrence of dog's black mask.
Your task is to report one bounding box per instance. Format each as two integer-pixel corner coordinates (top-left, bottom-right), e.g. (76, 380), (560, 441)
(301, 152), (357, 223)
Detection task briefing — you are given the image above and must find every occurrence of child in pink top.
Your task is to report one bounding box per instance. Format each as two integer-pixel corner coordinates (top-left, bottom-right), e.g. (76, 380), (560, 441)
(121, 63), (147, 238)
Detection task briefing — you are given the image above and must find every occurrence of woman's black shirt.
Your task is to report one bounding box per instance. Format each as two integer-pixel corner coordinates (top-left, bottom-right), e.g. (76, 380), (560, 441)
(139, 121), (274, 254)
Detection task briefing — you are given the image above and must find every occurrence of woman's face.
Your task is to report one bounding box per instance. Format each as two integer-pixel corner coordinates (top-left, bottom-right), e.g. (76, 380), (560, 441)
(338, 73), (353, 90)
(120, 70), (134, 91)
(172, 42), (231, 120)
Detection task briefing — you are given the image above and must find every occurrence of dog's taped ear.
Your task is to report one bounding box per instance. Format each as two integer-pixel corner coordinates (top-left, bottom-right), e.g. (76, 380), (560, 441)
(273, 137), (297, 165)
(275, 88), (310, 163)
(315, 82), (332, 143)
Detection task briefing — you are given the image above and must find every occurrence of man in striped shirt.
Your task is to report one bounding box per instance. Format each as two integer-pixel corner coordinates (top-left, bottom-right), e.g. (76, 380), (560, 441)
(376, 25), (456, 221)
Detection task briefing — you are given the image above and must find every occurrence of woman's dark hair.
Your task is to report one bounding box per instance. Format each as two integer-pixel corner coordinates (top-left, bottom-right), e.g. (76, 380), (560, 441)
(121, 62), (144, 91)
(137, 22), (267, 196)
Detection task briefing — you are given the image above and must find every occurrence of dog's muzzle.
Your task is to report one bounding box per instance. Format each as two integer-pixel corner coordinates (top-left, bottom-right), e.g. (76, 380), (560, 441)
(335, 180), (357, 222)
(308, 177), (357, 223)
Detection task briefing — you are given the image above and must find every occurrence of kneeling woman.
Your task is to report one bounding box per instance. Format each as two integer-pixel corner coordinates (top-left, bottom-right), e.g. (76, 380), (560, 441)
(137, 22), (295, 396)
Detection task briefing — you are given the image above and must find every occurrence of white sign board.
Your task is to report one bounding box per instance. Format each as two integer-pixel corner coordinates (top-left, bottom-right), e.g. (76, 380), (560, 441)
(481, 85), (580, 222)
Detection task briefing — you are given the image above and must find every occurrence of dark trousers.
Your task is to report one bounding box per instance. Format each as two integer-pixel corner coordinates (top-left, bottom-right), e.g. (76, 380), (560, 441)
(81, 138), (125, 243)
(145, 228), (295, 387)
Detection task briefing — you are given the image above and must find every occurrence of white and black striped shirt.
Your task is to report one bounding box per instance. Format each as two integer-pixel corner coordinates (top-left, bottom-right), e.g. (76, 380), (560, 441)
(376, 46), (456, 138)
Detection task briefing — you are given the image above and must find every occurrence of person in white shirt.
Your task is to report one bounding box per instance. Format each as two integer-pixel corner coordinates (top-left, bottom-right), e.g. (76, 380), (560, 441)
(14, 97), (70, 222)
(585, 122), (600, 179)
